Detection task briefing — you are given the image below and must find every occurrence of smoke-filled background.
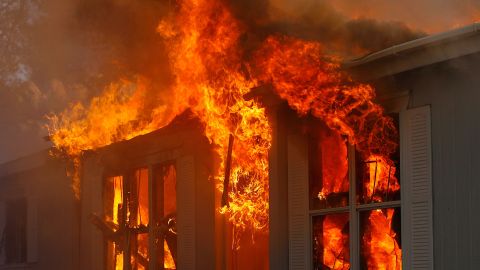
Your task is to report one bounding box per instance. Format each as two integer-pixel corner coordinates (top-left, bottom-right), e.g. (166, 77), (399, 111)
(0, 0), (479, 163)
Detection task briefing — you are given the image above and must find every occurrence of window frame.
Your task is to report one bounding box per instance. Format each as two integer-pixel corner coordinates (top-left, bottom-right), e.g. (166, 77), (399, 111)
(288, 105), (433, 270)
(309, 145), (402, 270)
(102, 161), (178, 270)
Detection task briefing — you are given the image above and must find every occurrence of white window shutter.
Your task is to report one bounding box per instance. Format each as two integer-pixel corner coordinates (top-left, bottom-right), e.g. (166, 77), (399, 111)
(26, 197), (38, 263)
(287, 134), (309, 270)
(0, 201), (5, 265)
(176, 155), (196, 270)
(400, 105), (433, 269)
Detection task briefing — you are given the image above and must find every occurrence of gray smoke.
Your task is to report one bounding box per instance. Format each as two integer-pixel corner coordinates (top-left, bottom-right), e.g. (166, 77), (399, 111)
(226, 0), (425, 58)
(0, 0), (171, 163)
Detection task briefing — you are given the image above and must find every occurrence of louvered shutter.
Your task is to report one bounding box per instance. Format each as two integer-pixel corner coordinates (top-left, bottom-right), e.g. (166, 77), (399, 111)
(26, 197), (38, 263)
(176, 155), (196, 270)
(400, 105), (433, 269)
(287, 134), (309, 270)
(0, 201), (5, 265)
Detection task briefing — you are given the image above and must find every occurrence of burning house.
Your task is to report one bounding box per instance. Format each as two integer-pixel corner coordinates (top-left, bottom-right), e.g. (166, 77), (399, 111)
(1, 1), (480, 269)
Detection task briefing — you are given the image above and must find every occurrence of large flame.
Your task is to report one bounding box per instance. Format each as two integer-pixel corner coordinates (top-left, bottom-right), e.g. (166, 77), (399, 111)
(363, 209), (402, 269)
(254, 36), (402, 268)
(49, 0), (271, 235)
(49, 3), (401, 263)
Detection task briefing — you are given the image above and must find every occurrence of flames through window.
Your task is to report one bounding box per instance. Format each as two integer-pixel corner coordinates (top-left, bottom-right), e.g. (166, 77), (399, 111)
(100, 163), (177, 270)
(309, 117), (402, 270)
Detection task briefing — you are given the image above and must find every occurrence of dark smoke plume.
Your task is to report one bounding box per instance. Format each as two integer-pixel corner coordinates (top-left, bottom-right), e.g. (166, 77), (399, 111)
(226, 0), (425, 58)
(0, 0), (172, 163)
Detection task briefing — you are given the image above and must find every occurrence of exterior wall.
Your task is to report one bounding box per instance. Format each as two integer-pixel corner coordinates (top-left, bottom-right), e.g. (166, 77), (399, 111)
(397, 53), (480, 269)
(0, 151), (78, 270)
(0, 117), (217, 270)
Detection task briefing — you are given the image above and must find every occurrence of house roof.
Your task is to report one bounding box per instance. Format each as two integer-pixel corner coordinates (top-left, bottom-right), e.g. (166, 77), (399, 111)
(0, 149), (51, 179)
(344, 22), (480, 80)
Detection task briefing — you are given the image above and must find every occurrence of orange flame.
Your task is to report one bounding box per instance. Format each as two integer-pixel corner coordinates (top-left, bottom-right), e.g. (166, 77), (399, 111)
(365, 155), (400, 203)
(49, 0), (271, 238)
(363, 209), (402, 269)
(254, 36), (402, 267)
(164, 240), (176, 269)
(322, 215), (350, 269)
(254, 36), (398, 159)
(107, 176), (124, 270)
(316, 126), (349, 200)
(48, 1), (401, 257)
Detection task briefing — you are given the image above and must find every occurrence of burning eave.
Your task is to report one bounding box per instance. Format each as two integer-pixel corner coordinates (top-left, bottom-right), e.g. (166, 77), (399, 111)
(82, 110), (214, 174)
(343, 22), (480, 81)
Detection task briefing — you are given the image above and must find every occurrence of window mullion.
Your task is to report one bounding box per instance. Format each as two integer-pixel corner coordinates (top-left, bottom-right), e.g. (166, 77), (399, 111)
(309, 207), (349, 216)
(122, 173), (131, 270)
(147, 165), (156, 270)
(355, 200), (401, 211)
(348, 145), (359, 270)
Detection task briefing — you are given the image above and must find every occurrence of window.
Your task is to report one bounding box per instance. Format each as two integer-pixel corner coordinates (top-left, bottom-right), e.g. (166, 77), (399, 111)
(101, 163), (177, 270)
(0, 198), (27, 265)
(308, 118), (402, 270)
(287, 106), (433, 270)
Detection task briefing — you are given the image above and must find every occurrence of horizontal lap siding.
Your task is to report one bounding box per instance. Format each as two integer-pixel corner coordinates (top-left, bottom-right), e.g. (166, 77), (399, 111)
(405, 58), (480, 269)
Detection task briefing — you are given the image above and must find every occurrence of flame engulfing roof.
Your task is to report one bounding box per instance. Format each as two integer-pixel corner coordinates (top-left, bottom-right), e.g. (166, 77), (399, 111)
(48, 0), (398, 241)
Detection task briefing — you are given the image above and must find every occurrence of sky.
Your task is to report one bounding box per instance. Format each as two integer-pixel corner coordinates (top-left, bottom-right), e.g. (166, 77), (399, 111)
(0, 0), (479, 163)
(271, 0), (480, 33)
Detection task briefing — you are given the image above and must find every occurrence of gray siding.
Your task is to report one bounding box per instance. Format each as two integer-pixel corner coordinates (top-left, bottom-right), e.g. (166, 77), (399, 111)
(0, 153), (79, 270)
(401, 55), (480, 269)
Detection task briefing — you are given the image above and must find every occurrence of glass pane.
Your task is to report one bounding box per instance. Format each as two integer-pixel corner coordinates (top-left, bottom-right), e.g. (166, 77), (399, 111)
(134, 168), (149, 226)
(312, 213), (350, 270)
(360, 208), (402, 270)
(104, 176), (123, 225)
(164, 164), (177, 217)
(163, 164), (177, 269)
(357, 114), (400, 204)
(106, 241), (123, 270)
(130, 168), (150, 269)
(164, 239), (176, 270)
(154, 163), (177, 269)
(136, 233), (149, 268)
(104, 176), (124, 270)
(356, 153), (401, 204)
(309, 121), (349, 210)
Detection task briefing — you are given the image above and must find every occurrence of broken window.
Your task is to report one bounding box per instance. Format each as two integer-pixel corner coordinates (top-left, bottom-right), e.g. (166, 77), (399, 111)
(100, 163), (177, 270)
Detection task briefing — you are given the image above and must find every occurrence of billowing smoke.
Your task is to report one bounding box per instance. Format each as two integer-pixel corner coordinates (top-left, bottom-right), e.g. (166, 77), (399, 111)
(0, 0), (172, 163)
(326, 0), (480, 34)
(227, 0), (425, 57)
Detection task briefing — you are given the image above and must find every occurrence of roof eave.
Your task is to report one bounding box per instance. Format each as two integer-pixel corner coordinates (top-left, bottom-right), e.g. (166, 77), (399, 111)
(343, 22), (480, 81)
